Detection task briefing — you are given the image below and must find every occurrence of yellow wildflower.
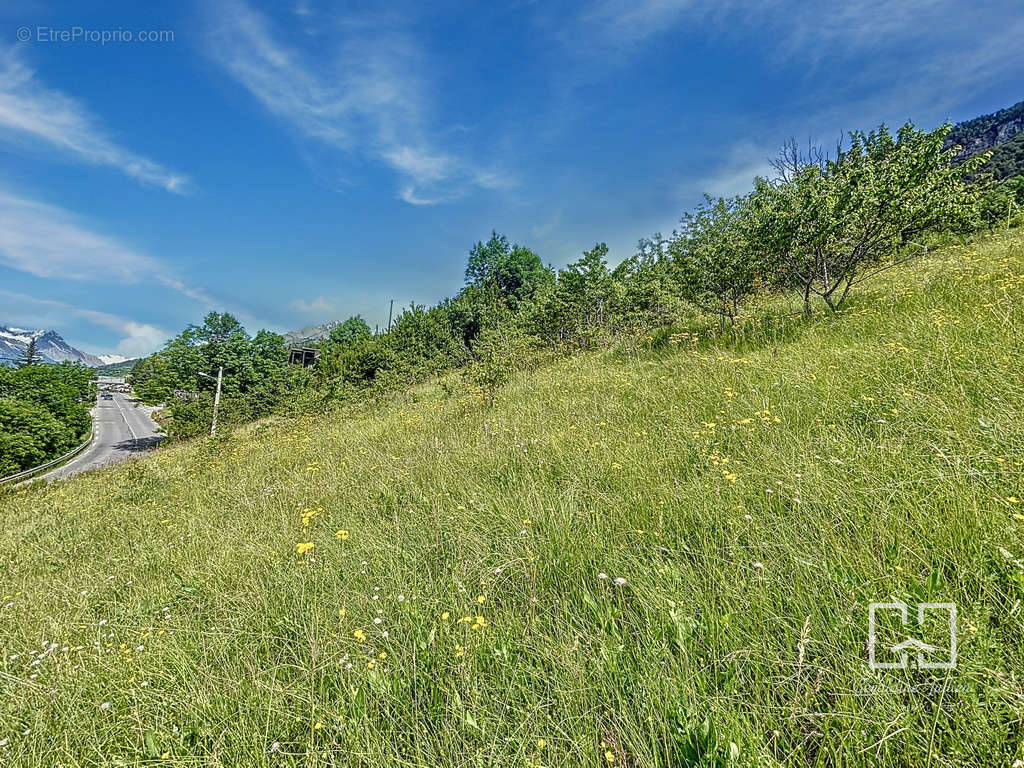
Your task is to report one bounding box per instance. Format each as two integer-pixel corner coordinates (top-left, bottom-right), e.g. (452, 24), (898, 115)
(296, 541), (315, 555)
(334, 529), (349, 540)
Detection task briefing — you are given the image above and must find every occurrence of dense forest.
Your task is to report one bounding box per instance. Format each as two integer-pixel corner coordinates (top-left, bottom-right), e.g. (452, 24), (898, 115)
(0, 358), (94, 476)
(982, 133), (1024, 180)
(129, 121), (1021, 439)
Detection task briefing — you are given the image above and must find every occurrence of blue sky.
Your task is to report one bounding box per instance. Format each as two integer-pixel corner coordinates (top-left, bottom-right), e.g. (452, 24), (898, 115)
(1, 0), (1022, 357)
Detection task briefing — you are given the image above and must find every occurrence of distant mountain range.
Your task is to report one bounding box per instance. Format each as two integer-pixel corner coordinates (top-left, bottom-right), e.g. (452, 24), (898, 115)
(283, 321), (344, 347)
(0, 325), (128, 368)
(946, 98), (1024, 179)
(95, 358), (141, 375)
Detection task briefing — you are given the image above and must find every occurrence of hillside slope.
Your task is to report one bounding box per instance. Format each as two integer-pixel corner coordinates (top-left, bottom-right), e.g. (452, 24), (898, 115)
(1, 232), (1023, 766)
(946, 98), (1024, 178)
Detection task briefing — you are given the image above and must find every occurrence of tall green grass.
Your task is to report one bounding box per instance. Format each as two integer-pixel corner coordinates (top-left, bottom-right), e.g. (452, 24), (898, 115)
(1, 231), (1023, 766)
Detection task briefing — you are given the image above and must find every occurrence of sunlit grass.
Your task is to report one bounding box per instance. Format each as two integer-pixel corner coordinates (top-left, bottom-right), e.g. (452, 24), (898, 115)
(1, 231), (1023, 766)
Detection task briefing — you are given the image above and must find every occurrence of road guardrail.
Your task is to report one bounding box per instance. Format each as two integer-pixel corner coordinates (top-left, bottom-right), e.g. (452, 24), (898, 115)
(0, 424), (94, 485)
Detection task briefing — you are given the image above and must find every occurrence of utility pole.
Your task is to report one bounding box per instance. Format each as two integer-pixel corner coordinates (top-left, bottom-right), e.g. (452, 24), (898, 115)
(197, 366), (224, 437)
(211, 365), (223, 437)
(387, 299), (394, 332)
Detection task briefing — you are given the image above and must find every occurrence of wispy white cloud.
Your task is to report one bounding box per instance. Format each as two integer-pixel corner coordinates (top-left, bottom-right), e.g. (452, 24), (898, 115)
(530, 209), (563, 240)
(206, 0), (511, 204)
(568, 0), (1024, 215)
(577, 0), (1024, 109)
(580, 0), (954, 52)
(0, 189), (217, 310)
(0, 289), (171, 358)
(290, 295), (335, 313)
(0, 47), (191, 194)
(579, 0), (694, 45)
(692, 143), (775, 199)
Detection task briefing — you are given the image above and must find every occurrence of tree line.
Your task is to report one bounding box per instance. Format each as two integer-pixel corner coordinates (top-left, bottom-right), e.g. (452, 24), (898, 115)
(130, 121), (1018, 438)
(0, 347), (94, 475)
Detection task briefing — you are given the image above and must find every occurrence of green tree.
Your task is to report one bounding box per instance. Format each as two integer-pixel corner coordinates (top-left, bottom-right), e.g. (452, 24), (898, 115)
(0, 362), (93, 473)
(329, 316), (372, 345)
(556, 243), (619, 347)
(17, 337), (42, 368)
(130, 312), (299, 438)
(750, 122), (988, 314)
(977, 175), (1024, 229)
(671, 196), (762, 329)
(465, 232), (553, 309)
(0, 398), (67, 475)
(610, 235), (684, 333)
(464, 314), (525, 408)
(384, 303), (468, 381)
(129, 353), (178, 403)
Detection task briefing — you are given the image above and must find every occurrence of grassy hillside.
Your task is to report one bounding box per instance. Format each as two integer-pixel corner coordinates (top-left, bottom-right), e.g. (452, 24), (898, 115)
(2, 232), (1023, 766)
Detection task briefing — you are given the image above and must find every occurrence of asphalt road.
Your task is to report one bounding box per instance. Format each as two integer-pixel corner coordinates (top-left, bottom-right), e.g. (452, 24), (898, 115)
(43, 391), (164, 480)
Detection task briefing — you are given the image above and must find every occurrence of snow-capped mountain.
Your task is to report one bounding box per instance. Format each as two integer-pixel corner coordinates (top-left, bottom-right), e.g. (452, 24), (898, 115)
(97, 354), (130, 365)
(0, 326), (105, 367)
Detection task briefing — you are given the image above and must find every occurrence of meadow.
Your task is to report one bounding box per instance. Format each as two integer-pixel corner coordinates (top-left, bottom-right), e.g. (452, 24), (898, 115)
(1, 230), (1023, 766)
